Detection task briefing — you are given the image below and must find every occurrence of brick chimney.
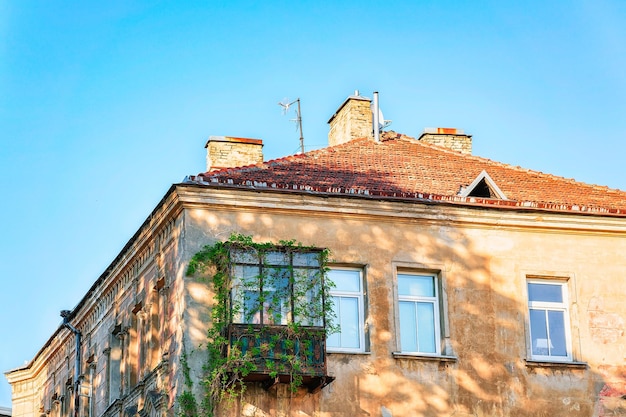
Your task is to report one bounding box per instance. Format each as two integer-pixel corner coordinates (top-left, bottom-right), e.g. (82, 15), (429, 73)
(418, 128), (472, 155)
(205, 136), (263, 172)
(327, 91), (373, 146)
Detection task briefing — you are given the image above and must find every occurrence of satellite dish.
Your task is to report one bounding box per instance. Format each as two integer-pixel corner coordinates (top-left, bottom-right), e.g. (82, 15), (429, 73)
(371, 103), (392, 132)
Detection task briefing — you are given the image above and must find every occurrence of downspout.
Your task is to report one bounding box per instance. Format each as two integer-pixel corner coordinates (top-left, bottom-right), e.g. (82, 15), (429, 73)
(61, 310), (81, 417)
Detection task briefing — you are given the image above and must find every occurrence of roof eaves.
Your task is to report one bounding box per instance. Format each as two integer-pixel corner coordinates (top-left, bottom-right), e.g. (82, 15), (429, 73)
(183, 179), (626, 217)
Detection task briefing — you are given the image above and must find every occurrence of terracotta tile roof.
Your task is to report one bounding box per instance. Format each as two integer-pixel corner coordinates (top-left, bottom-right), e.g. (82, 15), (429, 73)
(187, 132), (626, 216)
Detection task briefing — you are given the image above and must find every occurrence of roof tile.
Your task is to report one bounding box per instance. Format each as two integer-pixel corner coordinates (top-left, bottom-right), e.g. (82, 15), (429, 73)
(188, 132), (626, 215)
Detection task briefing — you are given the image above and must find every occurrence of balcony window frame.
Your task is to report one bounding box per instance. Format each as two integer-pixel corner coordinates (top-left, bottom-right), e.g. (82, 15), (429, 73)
(229, 246), (327, 328)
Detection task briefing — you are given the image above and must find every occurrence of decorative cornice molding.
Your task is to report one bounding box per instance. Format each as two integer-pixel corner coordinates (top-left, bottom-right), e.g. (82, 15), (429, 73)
(176, 185), (626, 235)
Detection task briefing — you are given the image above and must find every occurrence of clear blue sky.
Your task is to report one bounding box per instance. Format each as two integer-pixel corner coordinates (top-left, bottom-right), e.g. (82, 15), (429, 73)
(1, 0), (625, 406)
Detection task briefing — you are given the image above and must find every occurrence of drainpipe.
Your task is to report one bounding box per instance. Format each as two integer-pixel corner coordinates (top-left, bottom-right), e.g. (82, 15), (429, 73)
(61, 310), (81, 417)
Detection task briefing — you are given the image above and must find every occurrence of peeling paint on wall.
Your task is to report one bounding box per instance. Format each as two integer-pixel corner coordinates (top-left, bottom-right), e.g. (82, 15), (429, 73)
(596, 383), (626, 416)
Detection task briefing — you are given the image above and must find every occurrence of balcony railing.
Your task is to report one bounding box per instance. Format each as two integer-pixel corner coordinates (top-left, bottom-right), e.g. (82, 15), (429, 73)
(227, 323), (334, 392)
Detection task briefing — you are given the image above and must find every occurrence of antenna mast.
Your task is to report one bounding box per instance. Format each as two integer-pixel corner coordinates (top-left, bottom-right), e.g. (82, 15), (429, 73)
(278, 98), (305, 154)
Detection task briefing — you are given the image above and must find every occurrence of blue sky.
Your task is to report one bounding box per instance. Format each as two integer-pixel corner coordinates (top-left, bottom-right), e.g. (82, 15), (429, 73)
(1, 0), (626, 406)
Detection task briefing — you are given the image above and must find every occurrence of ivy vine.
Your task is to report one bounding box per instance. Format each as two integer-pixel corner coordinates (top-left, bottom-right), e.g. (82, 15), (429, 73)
(178, 349), (198, 417)
(180, 234), (335, 417)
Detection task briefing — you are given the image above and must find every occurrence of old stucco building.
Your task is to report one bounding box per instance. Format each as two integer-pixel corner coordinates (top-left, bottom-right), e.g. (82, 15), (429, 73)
(5, 92), (626, 417)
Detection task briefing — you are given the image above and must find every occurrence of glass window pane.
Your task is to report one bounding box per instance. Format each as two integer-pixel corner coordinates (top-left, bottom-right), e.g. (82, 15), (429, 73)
(293, 252), (320, 267)
(327, 269), (364, 351)
(329, 269), (361, 292)
(233, 265), (259, 285)
(399, 301), (417, 352)
(231, 249), (258, 264)
(548, 310), (567, 357)
(398, 274), (435, 297)
(231, 284), (244, 323)
(326, 295), (342, 348)
(530, 309), (549, 356)
(294, 269), (323, 326)
(243, 290), (260, 324)
(293, 268), (321, 291)
(232, 266), (259, 323)
(264, 251), (288, 265)
(417, 302), (436, 353)
(338, 297), (360, 349)
(264, 267), (289, 290)
(264, 267), (290, 324)
(528, 283), (563, 303)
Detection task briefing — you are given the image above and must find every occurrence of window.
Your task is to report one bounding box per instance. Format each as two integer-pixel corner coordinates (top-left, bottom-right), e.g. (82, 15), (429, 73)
(527, 280), (572, 361)
(326, 268), (366, 352)
(397, 272), (441, 355)
(230, 248), (325, 327)
(459, 170), (507, 199)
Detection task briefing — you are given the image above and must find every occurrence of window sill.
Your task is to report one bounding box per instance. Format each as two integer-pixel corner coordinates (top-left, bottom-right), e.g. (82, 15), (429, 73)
(327, 351), (371, 355)
(392, 352), (457, 362)
(525, 359), (587, 369)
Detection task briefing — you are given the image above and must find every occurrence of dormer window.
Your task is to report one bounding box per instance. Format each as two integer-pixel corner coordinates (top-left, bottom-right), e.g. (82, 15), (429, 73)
(460, 170), (507, 200)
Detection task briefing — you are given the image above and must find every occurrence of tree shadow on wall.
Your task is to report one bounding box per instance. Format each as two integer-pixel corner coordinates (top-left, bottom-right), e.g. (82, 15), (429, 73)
(187, 164), (626, 417)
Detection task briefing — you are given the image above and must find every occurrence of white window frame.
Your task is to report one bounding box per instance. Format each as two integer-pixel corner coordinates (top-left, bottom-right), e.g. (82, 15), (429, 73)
(326, 267), (366, 353)
(396, 272), (442, 356)
(527, 279), (573, 362)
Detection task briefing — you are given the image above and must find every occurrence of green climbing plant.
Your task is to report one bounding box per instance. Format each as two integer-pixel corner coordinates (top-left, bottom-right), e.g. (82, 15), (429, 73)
(180, 233), (335, 417)
(178, 349), (198, 417)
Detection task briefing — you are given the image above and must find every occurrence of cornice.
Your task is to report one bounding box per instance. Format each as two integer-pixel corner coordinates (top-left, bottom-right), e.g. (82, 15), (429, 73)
(175, 184), (626, 235)
(72, 187), (183, 328)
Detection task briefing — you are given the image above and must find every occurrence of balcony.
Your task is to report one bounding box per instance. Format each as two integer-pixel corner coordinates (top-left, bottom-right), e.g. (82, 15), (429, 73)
(227, 323), (334, 393)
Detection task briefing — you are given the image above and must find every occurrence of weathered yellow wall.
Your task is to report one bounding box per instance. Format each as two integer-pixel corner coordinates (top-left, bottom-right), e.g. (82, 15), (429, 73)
(181, 188), (626, 417)
(8, 185), (626, 417)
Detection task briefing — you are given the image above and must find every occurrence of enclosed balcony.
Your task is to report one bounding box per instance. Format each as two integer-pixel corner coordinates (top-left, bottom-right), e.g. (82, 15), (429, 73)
(225, 246), (335, 392)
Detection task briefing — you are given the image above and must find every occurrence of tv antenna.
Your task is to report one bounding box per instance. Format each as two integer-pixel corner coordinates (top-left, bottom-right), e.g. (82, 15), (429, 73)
(278, 98), (305, 154)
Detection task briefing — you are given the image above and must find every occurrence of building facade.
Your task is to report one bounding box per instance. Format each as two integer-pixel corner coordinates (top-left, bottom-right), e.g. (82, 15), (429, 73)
(6, 92), (626, 417)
